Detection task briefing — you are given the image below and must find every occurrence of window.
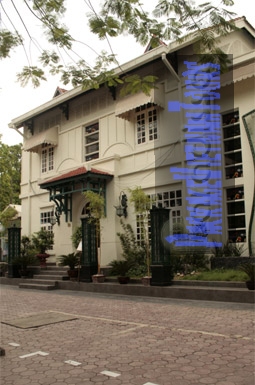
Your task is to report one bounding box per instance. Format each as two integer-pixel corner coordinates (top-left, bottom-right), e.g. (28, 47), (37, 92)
(222, 111), (243, 179)
(40, 210), (54, 249)
(136, 103), (158, 144)
(226, 187), (246, 243)
(136, 189), (182, 243)
(84, 122), (99, 161)
(41, 144), (54, 173)
(136, 214), (151, 245)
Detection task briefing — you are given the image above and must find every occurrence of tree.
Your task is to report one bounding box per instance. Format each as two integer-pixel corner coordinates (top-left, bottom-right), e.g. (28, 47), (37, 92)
(83, 190), (105, 275)
(0, 136), (22, 212)
(129, 186), (151, 277)
(0, 0), (236, 90)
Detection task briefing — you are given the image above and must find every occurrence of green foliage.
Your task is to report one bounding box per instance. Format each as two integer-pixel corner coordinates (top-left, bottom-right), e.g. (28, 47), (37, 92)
(172, 248), (208, 274)
(129, 186), (151, 276)
(108, 259), (133, 277)
(0, 30), (22, 58)
(71, 226), (82, 249)
(117, 220), (146, 266)
(12, 236), (38, 269)
(89, 15), (121, 39)
(0, 207), (18, 228)
(58, 253), (79, 270)
(0, 262), (8, 276)
(127, 264), (147, 278)
(211, 242), (245, 257)
(0, 0), (237, 87)
(181, 269), (247, 282)
(17, 66), (47, 88)
(31, 229), (54, 254)
(120, 75), (158, 96)
(0, 140), (22, 212)
(83, 190), (105, 273)
(239, 263), (255, 282)
(83, 191), (105, 220)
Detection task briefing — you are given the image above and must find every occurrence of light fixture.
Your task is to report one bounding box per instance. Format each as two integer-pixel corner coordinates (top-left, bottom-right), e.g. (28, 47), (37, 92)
(49, 216), (57, 226)
(114, 191), (128, 217)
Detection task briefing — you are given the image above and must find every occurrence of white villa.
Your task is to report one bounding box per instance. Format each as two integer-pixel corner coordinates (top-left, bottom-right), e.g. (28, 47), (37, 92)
(9, 17), (255, 270)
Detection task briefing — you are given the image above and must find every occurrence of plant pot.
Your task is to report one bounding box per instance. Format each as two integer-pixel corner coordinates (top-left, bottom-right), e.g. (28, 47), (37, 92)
(118, 276), (130, 284)
(141, 276), (151, 286)
(37, 253), (50, 268)
(92, 274), (105, 283)
(68, 269), (78, 281)
(245, 281), (255, 290)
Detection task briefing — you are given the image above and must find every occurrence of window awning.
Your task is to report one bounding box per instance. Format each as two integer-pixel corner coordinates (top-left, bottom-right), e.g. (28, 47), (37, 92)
(221, 62), (255, 87)
(115, 84), (165, 120)
(23, 126), (58, 153)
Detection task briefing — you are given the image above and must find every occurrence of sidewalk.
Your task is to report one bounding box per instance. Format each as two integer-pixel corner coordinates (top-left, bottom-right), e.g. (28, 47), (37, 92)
(0, 276), (254, 303)
(1, 285), (254, 385)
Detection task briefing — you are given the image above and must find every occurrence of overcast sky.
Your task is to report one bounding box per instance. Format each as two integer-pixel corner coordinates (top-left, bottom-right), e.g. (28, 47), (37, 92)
(0, 0), (254, 146)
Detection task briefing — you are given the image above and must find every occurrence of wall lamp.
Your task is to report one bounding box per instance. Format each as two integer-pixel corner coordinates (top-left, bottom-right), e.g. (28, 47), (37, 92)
(114, 191), (128, 218)
(49, 213), (59, 226)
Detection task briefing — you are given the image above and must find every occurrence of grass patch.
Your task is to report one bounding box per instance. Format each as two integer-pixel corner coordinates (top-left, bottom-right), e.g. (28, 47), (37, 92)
(180, 269), (248, 282)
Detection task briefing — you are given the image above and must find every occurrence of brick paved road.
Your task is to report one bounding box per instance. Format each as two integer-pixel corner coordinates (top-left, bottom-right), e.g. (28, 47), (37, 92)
(0, 286), (254, 385)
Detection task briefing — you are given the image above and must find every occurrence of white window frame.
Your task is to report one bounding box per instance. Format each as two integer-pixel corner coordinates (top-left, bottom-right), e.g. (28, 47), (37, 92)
(40, 209), (54, 249)
(136, 189), (183, 243)
(41, 144), (54, 173)
(135, 103), (158, 145)
(84, 122), (99, 161)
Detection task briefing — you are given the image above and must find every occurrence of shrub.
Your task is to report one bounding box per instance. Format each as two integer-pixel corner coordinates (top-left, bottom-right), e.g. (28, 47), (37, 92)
(117, 220), (146, 269)
(212, 242), (245, 258)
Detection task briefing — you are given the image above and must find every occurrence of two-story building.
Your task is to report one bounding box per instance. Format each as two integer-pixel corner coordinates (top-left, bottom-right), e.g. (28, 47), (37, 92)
(9, 17), (255, 268)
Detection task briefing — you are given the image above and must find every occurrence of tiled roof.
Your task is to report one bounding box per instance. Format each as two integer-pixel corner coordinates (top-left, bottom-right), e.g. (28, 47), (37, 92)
(53, 86), (68, 98)
(39, 167), (112, 185)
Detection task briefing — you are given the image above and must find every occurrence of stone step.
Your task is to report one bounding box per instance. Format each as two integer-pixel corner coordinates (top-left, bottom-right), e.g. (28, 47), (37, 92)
(20, 279), (58, 285)
(19, 283), (57, 290)
(37, 269), (68, 276)
(41, 266), (67, 271)
(33, 275), (68, 281)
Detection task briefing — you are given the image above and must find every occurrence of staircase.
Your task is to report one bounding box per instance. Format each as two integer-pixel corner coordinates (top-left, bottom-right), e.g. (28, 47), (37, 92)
(19, 265), (68, 290)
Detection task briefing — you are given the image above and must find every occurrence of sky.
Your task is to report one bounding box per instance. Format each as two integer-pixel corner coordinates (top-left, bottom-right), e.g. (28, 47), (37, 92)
(0, 0), (254, 146)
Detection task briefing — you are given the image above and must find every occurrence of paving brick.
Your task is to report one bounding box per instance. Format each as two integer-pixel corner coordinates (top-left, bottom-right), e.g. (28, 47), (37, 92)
(0, 286), (254, 385)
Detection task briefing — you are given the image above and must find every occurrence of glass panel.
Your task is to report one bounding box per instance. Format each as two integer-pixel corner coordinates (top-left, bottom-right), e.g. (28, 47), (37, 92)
(227, 215), (246, 229)
(228, 230), (246, 243)
(85, 143), (99, 153)
(227, 201), (245, 215)
(223, 124), (240, 139)
(222, 111), (239, 126)
(224, 138), (241, 152)
(85, 123), (98, 134)
(225, 166), (243, 179)
(226, 187), (244, 201)
(224, 151), (242, 166)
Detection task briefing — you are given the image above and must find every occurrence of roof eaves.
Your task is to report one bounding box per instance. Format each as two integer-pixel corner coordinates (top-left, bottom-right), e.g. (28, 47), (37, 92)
(8, 17), (254, 128)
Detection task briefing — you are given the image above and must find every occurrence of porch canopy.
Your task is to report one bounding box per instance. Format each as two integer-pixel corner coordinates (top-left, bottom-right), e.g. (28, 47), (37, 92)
(39, 166), (113, 222)
(23, 126), (58, 153)
(115, 84), (165, 120)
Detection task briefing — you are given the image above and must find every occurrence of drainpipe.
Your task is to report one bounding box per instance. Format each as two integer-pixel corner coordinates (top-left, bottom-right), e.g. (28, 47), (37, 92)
(161, 53), (186, 232)
(161, 53), (181, 83)
(161, 52), (183, 126)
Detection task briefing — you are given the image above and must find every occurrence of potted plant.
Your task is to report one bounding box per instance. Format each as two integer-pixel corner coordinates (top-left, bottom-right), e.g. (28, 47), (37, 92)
(58, 253), (80, 280)
(239, 263), (255, 290)
(108, 259), (132, 284)
(13, 236), (37, 277)
(83, 191), (105, 283)
(31, 229), (54, 267)
(129, 187), (151, 286)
